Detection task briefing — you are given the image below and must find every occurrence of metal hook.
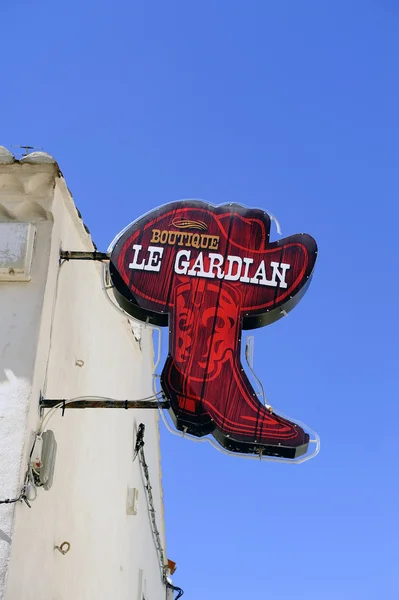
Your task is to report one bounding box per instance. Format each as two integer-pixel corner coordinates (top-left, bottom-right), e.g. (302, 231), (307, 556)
(55, 541), (71, 555)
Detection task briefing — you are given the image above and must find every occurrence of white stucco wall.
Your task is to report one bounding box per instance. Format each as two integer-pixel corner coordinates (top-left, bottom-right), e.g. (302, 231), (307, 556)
(0, 151), (167, 600)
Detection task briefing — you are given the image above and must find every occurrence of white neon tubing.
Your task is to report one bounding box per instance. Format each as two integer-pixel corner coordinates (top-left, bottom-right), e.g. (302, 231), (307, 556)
(107, 219), (319, 465)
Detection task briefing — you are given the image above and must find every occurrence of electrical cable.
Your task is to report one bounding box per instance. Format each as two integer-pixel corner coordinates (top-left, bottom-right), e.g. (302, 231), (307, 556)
(101, 262), (145, 337)
(133, 423), (145, 462)
(166, 583), (184, 600)
(0, 494), (23, 505)
(42, 257), (66, 397)
(244, 338), (271, 409)
(0, 469), (35, 507)
(135, 425), (184, 599)
(0, 429), (42, 507)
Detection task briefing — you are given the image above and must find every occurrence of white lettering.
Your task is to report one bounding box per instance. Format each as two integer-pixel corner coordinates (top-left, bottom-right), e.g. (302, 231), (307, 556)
(224, 256), (243, 281)
(208, 253), (225, 279)
(270, 261), (290, 289)
(147, 246), (291, 290)
(129, 244), (146, 270)
(240, 257), (254, 283)
(250, 260), (269, 286)
(145, 246), (164, 272)
(174, 250), (191, 275)
(187, 253), (207, 277)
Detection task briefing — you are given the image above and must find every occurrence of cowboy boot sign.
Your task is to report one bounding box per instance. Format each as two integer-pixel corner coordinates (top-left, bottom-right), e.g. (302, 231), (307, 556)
(109, 201), (318, 460)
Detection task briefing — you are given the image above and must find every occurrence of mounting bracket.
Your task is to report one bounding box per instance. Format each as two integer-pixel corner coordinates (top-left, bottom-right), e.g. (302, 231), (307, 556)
(39, 398), (169, 411)
(60, 251), (110, 261)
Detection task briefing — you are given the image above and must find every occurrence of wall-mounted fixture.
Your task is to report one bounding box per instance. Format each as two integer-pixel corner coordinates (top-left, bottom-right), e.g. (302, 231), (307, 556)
(31, 430), (57, 490)
(54, 541), (71, 555)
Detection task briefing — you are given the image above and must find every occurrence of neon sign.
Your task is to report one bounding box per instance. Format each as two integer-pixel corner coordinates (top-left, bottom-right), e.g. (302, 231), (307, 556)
(109, 201), (318, 460)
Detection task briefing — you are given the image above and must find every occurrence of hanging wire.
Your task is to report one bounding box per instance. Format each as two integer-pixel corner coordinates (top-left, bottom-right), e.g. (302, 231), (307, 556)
(135, 425), (184, 599)
(244, 336), (274, 409)
(0, 443), (38, 508)
(42, 257), (66, 397)
(0, 494), (24, 505)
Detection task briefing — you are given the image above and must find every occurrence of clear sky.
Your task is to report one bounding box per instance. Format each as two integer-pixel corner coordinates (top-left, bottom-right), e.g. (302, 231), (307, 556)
(2, 1), (398, 598)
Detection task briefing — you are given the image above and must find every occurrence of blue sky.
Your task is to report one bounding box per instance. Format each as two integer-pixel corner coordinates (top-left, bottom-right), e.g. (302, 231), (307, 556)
(2, 1), (399, 598)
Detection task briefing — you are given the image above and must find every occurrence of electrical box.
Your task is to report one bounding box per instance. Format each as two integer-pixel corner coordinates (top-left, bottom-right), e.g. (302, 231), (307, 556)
(31, 430), (57, 491)
(0, 222), (35, 281)
(40, 431), (57, 490)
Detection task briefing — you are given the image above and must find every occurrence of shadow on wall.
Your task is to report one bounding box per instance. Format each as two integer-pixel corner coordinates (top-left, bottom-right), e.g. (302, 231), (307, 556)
(0, 530), (11, 545)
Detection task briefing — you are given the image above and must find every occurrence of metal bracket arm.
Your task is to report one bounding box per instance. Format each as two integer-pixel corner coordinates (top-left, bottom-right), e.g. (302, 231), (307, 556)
(60, 251), (110, 261)
(39, 399), (170, 410)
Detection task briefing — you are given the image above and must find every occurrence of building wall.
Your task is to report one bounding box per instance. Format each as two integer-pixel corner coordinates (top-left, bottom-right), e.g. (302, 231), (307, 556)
(0, 150), (167, 600)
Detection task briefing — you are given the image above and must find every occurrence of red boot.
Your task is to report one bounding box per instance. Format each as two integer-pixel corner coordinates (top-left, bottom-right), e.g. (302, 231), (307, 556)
(161, 278), (309, 459)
